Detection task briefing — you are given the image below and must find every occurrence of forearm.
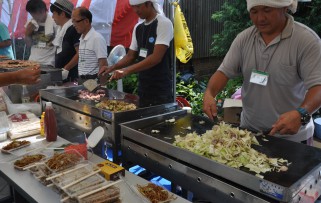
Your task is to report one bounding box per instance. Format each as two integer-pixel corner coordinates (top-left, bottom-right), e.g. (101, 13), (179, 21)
(24, 36), (33, 47)
(0, 72), (17, 86)
(0, 40), (11, 48)
(64, 55), (79, 71)
(125, 54), (161, 75)
(299, 85), (321, 114)
(205, 71), (229, 99)
(111, 54), (136, 71)
(98, 58), (108, 72)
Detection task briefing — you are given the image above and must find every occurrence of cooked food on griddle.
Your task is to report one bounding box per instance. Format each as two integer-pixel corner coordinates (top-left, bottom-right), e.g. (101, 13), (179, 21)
(137, 183), (176, 203)
(78, 89), (106, 101)
(2, 140), (31, 152)
(95, 100), (136, 112)
(173, 122), (290, 177)
(0, 60), (39, 68)
(14, 154), (45, 168)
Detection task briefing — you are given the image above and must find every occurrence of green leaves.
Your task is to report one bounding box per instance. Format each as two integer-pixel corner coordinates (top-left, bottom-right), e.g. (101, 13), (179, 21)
(211, 0), (251, 57)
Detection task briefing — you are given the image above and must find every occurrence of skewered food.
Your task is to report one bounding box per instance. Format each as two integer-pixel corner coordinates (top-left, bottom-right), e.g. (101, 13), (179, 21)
(0, 60), (39, 68)
(14, 154), (45, 169)
(1, 140), (30, 152)
(95, 100), (136, 112)
(80, 186), (120, 203)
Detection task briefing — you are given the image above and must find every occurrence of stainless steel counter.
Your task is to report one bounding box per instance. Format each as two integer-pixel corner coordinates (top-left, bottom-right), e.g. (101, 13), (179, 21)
(120, 110), (321, 203)
(39, 86), (178, 163)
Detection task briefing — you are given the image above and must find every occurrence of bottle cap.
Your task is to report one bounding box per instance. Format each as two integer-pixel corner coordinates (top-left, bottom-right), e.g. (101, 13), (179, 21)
(46, 102), (52, 107)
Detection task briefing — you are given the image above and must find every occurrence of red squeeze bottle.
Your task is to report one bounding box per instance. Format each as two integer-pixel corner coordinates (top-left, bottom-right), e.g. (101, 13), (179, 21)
(44, 102), (57, 142)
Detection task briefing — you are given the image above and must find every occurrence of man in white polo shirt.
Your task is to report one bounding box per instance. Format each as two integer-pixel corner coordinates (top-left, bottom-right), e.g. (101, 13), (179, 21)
(203, 0), (321, 145)
(71, 7), (108, 84)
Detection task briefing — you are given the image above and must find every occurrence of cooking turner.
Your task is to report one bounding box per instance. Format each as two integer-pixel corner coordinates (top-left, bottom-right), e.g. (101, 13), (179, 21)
(83, 76), (109, 92)
(83, 79), (99, 92)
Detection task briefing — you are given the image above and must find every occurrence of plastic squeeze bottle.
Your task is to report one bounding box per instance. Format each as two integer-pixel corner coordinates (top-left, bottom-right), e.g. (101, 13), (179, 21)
(40, 112), (45, 136)
(44, 102), (57, 141)
(21, 85), (30, 103)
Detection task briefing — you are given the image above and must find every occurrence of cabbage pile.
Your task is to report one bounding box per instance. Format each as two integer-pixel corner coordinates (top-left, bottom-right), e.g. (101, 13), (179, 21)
(173, 122), (289, 177)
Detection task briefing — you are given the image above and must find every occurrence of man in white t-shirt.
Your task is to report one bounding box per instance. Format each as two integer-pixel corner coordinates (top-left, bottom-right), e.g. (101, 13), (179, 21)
(99, 0), (174, 107)
(71, 7), (108, 84)
(25, 0), (56, 66)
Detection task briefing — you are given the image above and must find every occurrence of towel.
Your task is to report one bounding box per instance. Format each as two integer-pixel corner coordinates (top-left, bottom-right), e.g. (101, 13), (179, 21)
(52, 19), (73, 53)
(246, 0), (298, 13)
(24, 14), (55, 36)
(129, 0), (164, 15)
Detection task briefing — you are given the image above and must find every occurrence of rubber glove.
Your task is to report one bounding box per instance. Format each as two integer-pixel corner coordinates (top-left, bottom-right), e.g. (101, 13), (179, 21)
(61, 68), (69, 80)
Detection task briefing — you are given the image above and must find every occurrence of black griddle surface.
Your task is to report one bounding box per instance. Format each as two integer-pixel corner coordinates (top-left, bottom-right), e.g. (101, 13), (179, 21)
(136, 114), (321, 187)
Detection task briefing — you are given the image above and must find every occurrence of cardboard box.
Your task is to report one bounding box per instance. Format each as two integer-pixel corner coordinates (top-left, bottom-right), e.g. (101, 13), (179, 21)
(223, 99), (242, 124)
(97, 160), (125, 181)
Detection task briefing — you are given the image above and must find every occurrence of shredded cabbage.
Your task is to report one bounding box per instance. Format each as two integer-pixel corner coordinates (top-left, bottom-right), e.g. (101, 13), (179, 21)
(173, 122), (289, 177)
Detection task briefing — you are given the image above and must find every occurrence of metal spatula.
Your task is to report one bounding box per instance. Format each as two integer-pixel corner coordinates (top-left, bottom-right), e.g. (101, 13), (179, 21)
(83, 79), (99, 92)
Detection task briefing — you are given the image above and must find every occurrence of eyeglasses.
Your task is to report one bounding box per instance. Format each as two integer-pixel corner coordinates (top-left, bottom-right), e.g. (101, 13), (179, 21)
(72, 18), (86, 24)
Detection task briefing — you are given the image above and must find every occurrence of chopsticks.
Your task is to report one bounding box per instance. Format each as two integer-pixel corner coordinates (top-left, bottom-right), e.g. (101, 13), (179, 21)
(46, 163), (89, 181)
(78, 179), (122, 199)
(61, 169), (101, 190)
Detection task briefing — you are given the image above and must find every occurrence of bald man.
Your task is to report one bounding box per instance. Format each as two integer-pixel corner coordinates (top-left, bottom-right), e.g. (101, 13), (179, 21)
(99, 0), (174, 107)
(203, 0), (321, 145)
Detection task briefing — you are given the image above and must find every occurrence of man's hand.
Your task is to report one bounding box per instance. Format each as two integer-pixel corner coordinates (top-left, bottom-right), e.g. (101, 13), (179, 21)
(98, 65), (114, 76)
(61, 68), (69, 80)
(109, 69), (127, 81)
(16, 65), (41, 84)
(203, 90), (218, 121)
(269, 110), (302, 135)
(25, 22), (36, 36)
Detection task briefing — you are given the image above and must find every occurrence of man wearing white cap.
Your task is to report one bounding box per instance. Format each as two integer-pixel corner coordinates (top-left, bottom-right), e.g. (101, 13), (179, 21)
(99, 0), (174, 107)
(50, 0), (81, 82)
(203, 0), (321, 145)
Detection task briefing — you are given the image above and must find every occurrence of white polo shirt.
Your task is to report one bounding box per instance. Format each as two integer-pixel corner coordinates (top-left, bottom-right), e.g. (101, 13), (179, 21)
(78, 27), (107, 76)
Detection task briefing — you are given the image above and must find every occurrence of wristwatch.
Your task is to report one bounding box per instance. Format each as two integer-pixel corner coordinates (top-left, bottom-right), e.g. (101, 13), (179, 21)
(296, 107), (311, 125)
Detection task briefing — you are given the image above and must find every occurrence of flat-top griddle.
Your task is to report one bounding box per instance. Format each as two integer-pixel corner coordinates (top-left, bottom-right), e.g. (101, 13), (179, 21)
(39, 86), (178, 163)
(120, 110), (321, 202)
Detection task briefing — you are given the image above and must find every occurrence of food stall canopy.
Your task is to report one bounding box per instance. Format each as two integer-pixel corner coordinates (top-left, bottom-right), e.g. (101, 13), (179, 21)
(0, 0), (145, 48)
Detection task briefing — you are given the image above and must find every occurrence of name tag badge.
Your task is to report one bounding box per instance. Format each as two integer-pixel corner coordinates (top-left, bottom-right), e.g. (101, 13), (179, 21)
(139, 48), (148, 58)
(38, 42), (46, 48)
(250, 70), (269, 86)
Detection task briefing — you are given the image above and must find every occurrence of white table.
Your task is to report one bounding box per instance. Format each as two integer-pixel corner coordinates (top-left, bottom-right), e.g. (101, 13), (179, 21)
(0, 136), (191, 203)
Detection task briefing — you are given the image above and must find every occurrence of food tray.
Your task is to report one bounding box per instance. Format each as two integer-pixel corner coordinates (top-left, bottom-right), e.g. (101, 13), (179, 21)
(44, 149), (85, 173)
(64, 173), (112, 198)
(79, 186), (120, 203)
(1, 139), (48, 157)
(13, 153), (46, 170)
(50, 162), (100, 188)
(1, 140), (31, 154)
(11, 148), (55, 170)
(132, 183), (177, 203)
